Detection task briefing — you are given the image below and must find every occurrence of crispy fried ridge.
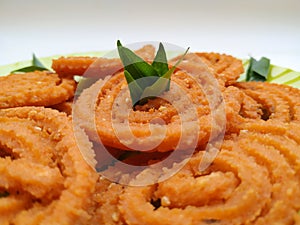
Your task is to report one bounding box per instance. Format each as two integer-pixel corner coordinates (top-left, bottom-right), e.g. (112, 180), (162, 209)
(91, 121), (300, 225)
(0, 107), (98, 225)
(52, 45), (156, 77)
(74, 54), (232, 152)
(0, 71), (75, 109)
(196, 52), (244, 86)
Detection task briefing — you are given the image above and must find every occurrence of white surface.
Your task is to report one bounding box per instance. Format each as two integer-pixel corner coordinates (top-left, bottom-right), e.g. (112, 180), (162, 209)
(0, 0), (299, 70)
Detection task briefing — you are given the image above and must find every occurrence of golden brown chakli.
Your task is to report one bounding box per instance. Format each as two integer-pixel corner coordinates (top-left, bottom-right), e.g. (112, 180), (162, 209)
(1, 43), (300, 225)
(0, 107), (98, 225)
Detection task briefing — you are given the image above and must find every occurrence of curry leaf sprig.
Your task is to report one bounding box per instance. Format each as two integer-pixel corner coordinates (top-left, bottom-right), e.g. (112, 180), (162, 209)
(246, 57), (270, 82)
(12, 54), (49, 73)
(117, 40), (189, 106)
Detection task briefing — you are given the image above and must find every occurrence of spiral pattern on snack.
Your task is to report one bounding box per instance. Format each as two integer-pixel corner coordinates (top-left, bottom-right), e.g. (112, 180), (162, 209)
(0, 71), (75, 109)
(0, 107), (98, 225)
(92, 120), (300, 225)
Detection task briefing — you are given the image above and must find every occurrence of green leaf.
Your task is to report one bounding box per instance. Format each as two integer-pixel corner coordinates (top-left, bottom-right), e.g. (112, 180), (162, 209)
(32, 53), (47, 68)
(151, 42), (169, 76)
(140, 47), (190, 100)
(240, 60), (300, 88)
(11, 54), (49, 73)
(117, 40), (158, 80)
(246, 57), (270, 81)
(140, 75), (169, 100)
(124, 70), (144, 105)
(169, 47), (190, 74)
(11, 65), (49, 73)
(117, 41), (189, 106)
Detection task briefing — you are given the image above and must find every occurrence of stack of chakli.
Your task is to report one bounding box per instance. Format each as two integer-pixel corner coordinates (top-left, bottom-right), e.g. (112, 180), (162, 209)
(0, 107), (98, 224)
(1, 44), (300, 225)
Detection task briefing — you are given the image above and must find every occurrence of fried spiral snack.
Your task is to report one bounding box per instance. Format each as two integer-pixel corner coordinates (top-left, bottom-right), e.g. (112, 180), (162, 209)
(52, 45), (156, 77)
(49, 98), (74, 115)
(223, 82), (300, 134)
(91, 120), (300, 225)
(91, 177), (125, 225)
(3, 43), (300, 224)
(234, 82), (300, 123)
(196, 52), (244, 86)
(52, 47), (244, 87)
(52, 56), (121, 77)
(0, 71), (75, 109)
(73, 53), (234, 152)
(0, 107), (98, 225)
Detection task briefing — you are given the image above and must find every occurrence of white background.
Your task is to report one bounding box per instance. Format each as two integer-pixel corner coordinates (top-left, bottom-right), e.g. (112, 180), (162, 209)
(0, 0), (299, 70)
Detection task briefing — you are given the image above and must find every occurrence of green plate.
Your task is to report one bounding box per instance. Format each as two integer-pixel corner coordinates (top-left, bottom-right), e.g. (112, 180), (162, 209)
(239, 60), (300, 89)
(1, 53), (299, 89)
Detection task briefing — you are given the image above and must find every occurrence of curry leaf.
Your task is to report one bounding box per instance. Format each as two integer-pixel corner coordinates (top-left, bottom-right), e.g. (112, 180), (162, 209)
(151, 42), (169, 76)
(124, 70), (144, 105)
(11, 65), (48, 73)
(11, 54), (49, 73)
(246, 57), (270, 81)
(117, 40), (158, 80)
(140, 47), (190, 99)
(32, 54), (47, 68)
(117, 40), (189, 106)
